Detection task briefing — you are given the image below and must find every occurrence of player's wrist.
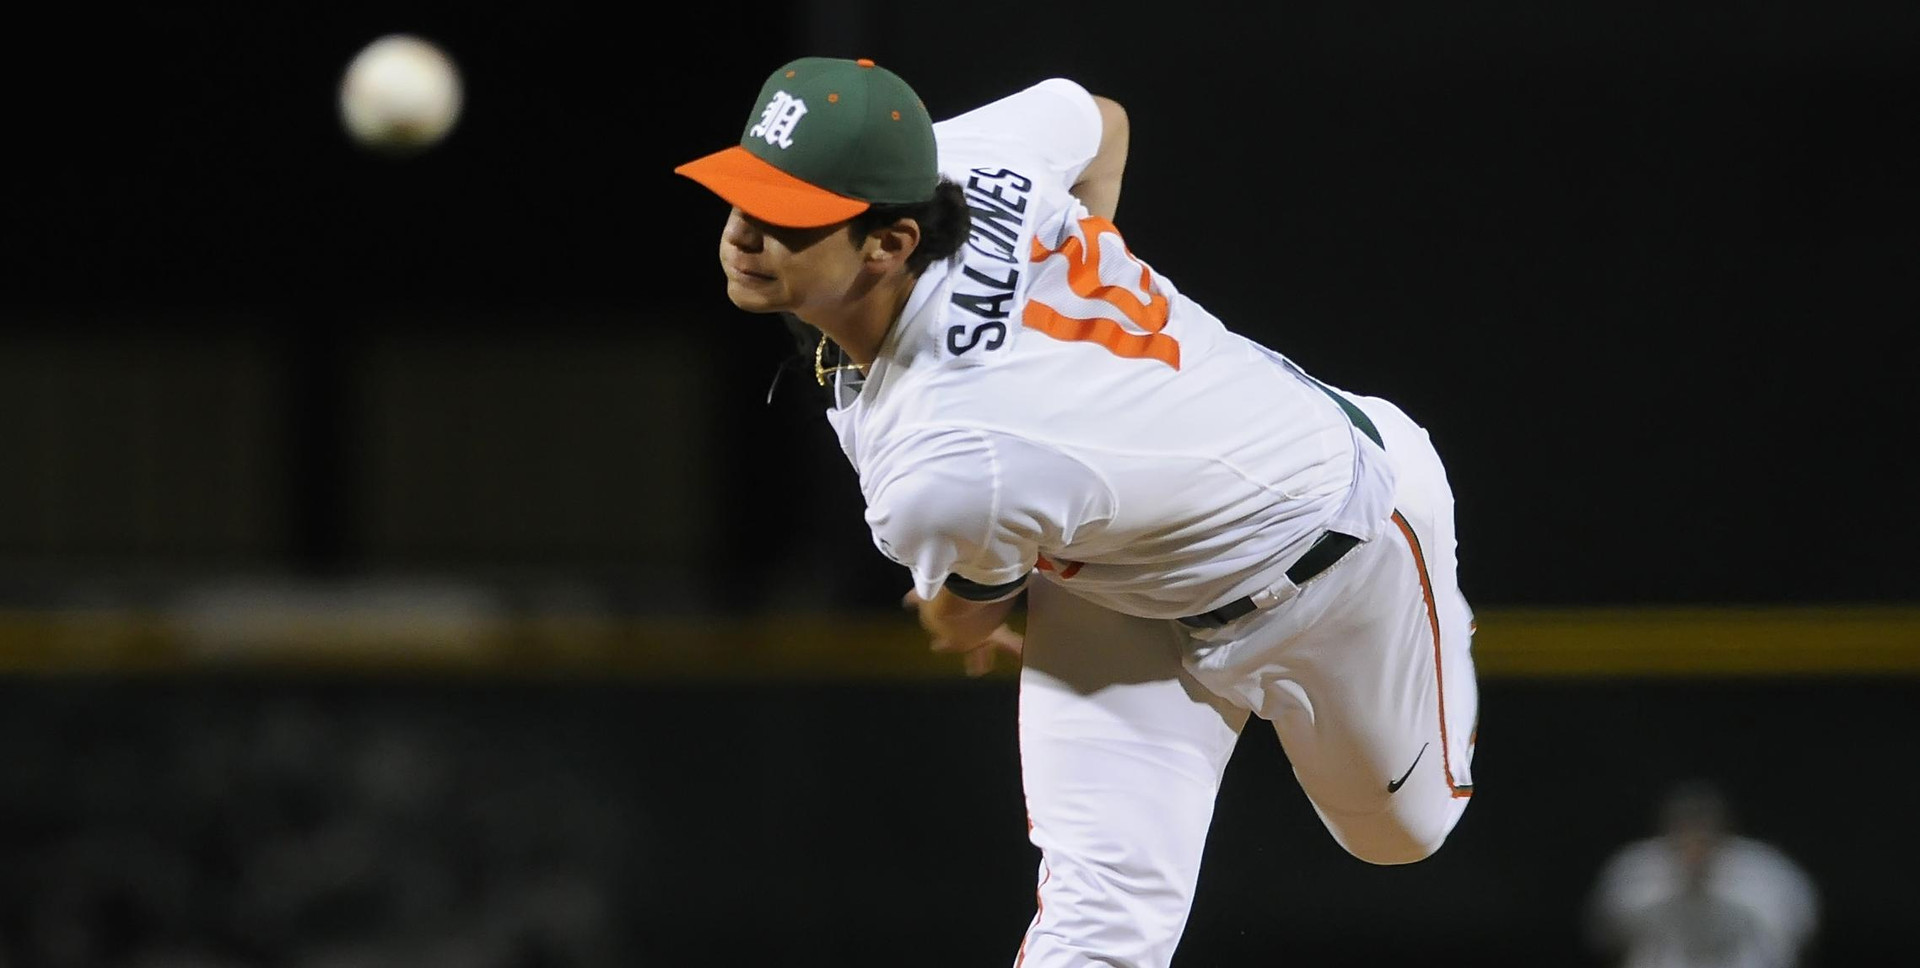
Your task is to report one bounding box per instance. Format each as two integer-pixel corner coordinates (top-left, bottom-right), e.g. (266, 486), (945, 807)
(922, 591), (1016, 646)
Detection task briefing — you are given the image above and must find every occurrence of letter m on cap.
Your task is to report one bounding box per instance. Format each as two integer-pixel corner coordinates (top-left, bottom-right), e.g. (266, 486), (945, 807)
(749, 91), (809, 149)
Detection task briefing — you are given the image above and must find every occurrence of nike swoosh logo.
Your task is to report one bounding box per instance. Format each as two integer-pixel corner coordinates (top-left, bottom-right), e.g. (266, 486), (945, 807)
(1387, 743), (1429, 794)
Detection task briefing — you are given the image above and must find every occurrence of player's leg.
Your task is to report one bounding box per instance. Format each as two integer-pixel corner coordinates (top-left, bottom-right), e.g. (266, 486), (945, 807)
(1184, 394), (1478, 865)
(1014, 578), (1249, 968)
(1290, 394), (1478, 863)
(1284, 519), (1477, 863)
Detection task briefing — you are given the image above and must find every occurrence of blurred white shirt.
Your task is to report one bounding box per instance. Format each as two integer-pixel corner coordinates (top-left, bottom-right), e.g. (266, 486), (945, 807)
(1587, 835), (1819, 968)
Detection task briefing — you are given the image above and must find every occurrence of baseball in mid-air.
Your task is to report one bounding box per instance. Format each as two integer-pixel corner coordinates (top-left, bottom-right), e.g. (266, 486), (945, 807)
(339, 34), (463, 152)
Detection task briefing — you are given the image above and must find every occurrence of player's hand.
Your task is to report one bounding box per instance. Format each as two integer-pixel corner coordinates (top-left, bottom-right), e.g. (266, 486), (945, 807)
(938, 622), (1025, 678)
(902, 589), (1025, 677)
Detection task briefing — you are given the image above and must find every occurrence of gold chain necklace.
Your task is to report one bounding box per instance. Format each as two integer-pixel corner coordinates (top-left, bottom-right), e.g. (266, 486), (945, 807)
(814, 333), (867, 387)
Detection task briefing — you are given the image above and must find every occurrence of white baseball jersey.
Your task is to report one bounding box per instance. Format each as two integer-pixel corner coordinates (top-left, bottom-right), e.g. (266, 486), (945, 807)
(824, 78), (1397, 621)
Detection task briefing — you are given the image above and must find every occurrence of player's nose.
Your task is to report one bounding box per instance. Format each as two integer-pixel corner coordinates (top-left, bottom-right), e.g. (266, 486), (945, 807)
(721, 207), (763, 252)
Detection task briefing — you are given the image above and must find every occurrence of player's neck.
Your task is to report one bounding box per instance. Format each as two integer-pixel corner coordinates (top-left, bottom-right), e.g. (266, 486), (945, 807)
(808, 273), (917, 370)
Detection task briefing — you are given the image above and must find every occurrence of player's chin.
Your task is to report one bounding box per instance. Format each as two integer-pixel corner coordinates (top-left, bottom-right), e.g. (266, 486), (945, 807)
(724, 278), (789, 314)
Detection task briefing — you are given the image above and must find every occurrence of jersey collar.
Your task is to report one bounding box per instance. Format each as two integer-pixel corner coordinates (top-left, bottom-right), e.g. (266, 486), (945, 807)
(827, 256), (955, 410)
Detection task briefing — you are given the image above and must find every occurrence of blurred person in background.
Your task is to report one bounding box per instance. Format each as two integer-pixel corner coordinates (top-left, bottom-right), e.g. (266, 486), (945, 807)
(1585, 779), (1819, 968)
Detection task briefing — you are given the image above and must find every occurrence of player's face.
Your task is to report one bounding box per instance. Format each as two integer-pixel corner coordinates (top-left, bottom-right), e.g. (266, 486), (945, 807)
(717, 207), (863, 317)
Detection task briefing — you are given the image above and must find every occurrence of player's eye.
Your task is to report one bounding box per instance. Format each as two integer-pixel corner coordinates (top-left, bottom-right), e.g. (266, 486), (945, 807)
(746, 214), (840, 252)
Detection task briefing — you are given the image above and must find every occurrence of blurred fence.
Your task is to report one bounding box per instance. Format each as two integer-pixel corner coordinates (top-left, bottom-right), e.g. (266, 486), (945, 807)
(4, 600), (1920, 680)
(0, 321), (732, 613)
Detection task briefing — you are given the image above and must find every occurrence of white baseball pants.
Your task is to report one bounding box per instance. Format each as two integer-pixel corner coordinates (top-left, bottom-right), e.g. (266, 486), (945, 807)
(1012, 394), (1479, 968)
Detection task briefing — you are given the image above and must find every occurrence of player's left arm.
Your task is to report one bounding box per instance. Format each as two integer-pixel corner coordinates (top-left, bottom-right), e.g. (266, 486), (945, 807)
(865, 429), (1108, 675)
(902, 588), (1024, 677)
(867, 438), (1034, 675)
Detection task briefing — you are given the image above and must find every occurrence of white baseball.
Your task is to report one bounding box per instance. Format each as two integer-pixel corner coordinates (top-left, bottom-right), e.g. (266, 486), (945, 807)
(339, 34), (463, 151)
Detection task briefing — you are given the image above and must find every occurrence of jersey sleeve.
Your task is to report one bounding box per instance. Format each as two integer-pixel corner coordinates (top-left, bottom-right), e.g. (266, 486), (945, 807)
(861, 427), (1112, 604)
(933, 77), (1106, 193)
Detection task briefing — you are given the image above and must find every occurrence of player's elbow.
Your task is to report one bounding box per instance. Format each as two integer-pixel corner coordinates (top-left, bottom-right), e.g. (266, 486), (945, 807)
(1091, 94), (1129, 146)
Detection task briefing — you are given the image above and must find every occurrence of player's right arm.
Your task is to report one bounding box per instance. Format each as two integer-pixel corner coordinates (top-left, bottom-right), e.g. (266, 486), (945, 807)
(1071, 95), (1129, 221)
(935, 76), (1117, 215)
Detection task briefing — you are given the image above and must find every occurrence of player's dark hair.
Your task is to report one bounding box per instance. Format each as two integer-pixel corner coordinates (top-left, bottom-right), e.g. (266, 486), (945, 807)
(851, 177), (971, 275)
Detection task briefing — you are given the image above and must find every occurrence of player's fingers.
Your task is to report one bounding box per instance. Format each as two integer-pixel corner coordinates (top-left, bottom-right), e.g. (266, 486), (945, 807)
(956, 627), (1025, 677)
(963, 646), (990, 677)
(925, 633), (983, 656)
(929, 629), (1004, 654)
(989, 625), (1025, 656)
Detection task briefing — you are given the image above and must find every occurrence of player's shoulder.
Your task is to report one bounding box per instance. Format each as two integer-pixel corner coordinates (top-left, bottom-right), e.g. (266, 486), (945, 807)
(933, 77), (1105, 183)
(857, 421), (1019, 505)
(934, 76), (1098, 135)
(868, 367), (1034, 442)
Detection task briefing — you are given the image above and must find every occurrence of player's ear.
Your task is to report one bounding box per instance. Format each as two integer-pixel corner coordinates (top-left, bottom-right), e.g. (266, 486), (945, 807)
(863, 217), (922, 269)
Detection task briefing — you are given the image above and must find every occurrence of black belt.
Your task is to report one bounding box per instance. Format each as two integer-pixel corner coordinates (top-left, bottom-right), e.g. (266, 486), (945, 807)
(1176, 530), (1363, 629)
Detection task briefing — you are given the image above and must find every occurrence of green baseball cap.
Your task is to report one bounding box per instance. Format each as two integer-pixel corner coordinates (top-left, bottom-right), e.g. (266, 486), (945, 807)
(674, 57), (937, 228)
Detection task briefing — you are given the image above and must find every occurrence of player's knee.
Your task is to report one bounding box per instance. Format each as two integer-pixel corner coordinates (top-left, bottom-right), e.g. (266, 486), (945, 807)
(1336, 804), (1465, 866)
(1349, 832), (1444, 866)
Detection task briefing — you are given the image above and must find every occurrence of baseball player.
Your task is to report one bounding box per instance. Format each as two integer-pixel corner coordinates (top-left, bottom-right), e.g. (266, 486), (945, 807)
(676, 57), (1480, 967)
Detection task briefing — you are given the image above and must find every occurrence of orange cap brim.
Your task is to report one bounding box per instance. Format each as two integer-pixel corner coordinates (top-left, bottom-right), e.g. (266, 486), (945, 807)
(674, 145), (872, 229)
